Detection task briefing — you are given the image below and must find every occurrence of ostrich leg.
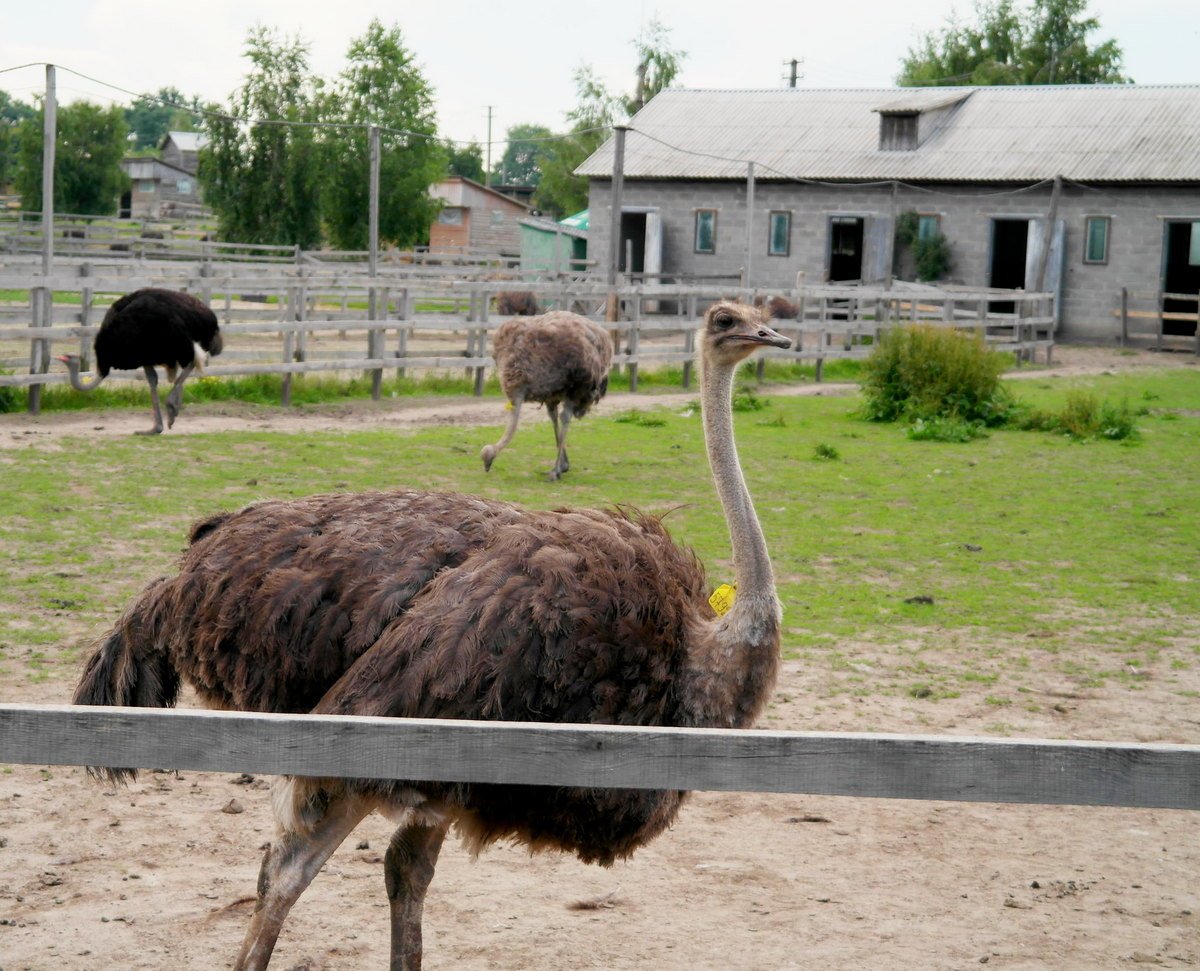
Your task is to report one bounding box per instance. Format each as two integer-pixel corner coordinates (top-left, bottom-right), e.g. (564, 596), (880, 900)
(233, 796), (370, 971)
(481, 391), (524, 472)
(548, 404), (573, 480)
(385, 821), (448, 971)
(164, 363), (195, 428)
(137, 365), (165, 436)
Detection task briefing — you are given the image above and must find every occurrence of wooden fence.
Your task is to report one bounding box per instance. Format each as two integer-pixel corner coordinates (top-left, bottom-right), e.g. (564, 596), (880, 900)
(0, 263), (1057, 405)
(1116, 287), (1200, 354)
(1, 704), (1198, 810)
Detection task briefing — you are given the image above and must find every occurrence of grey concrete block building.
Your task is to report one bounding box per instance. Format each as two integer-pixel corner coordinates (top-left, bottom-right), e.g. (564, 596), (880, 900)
(577, 85), (1200, 341)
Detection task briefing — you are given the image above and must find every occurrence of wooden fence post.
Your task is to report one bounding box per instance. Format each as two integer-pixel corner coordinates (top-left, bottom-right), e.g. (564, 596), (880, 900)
(474, 286), (488, 397)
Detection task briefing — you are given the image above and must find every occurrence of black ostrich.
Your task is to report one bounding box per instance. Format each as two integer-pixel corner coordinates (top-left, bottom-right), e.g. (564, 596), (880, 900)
(73, 301), (790, 970)
(58, 288), (223, 435)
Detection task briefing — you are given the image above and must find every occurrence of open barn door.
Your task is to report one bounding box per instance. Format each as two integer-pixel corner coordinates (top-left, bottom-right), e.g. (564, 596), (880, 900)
(1026, 217), (1066, 325)
(862, 215), (893, 284)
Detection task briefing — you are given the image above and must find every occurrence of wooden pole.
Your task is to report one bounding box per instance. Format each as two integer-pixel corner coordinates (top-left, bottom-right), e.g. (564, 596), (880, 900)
(605, 126), (628, 325)
(368, 125), (382, 400)
(744, 161), (755, 289)
(28, 63), (56, 415)
(1031, 174), (1062, 293)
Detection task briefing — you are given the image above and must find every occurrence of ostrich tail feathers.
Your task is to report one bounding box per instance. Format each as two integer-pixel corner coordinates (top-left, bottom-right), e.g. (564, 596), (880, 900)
(72, 589), (181, 785)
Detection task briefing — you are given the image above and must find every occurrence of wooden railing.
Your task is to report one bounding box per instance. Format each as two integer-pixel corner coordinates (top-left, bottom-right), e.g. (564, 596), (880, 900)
(1116, 287), (1200, 353)
(1, 704), (1198, 811)
(0, 269), (1058, 404)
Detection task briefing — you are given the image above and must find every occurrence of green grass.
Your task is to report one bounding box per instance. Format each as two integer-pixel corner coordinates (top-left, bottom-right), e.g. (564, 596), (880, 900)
(1, 367), (1197, 713)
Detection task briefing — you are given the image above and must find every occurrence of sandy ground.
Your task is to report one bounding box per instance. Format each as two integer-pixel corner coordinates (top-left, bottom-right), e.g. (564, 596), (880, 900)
(1, 343), (1198, 970)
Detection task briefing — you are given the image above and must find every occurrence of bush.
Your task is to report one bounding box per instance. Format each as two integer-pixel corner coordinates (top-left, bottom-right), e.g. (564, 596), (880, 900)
(861, 325), (1013, 426)
(906, 416), (987, 442)
(0, 370), (19, 414)
(1014, 391), (1139, 441)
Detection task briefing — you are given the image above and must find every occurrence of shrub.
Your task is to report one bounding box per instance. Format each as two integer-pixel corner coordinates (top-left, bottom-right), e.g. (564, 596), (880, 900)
(861, 325), (1013, 426)
(813, 442), (840, 460)
(906, 416), (987, 442)
(1011, 391), (1140, 441)
(0, 370), (19, 414)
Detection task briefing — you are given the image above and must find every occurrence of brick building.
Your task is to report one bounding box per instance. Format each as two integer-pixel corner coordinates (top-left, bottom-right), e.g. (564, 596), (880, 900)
(577, 85), (1200, 341)
(428, 177), (531, 257)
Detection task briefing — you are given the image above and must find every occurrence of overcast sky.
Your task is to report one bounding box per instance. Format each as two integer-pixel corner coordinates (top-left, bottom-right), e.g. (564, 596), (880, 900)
(2, 0), (1197, 152)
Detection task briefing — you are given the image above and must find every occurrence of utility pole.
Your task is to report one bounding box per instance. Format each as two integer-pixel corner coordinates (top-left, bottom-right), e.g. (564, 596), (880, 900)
(606, 125), (628, 323)
(367, 124), (382, 399)
(1032, 174), (1062, 293)
(484, 106), (494, 186)
(29, 63), (56, 415)
(745, 161), (756, 290)
(784, 59), (804, 88)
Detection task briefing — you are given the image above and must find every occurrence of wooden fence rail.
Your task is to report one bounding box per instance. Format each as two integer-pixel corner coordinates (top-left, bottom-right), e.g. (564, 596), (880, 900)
(0, 268), (1058, 402)
(1115, 287), (1200, 354)
(1, 704), (1197, 811)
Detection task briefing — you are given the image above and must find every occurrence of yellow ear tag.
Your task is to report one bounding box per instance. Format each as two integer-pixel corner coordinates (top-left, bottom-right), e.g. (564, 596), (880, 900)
(504, 401), (514, 411)
(708, 583), (737, 616)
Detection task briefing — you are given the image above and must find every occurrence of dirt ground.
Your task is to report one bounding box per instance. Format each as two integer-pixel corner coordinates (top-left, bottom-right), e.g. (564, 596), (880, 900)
(1, 344), (1198, 970)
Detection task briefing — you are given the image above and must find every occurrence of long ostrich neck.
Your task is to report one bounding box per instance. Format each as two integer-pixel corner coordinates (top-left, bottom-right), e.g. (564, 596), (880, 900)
(64, 360), (104, 392)
(681, 348), (781, 730)
(702, 357), (775, 604)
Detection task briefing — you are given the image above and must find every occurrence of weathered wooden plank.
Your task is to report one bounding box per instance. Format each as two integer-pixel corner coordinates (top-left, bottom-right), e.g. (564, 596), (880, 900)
(0, 704), (1197, 810)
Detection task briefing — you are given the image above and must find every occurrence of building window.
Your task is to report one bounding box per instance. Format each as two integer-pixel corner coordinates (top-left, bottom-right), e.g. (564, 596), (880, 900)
(137, 180), (155, 193)
(437, 207), (464, 225)
(879, 113), (918, 151)
(490, 210), (505, 226)
(1191, 221), (1200, 266)
(176, 178), (192, 195)
(768, 211), (791, 256)
(1084, 216), (1110, 264)
(918, 214), (940, 242)
(694, 209), (716, 254)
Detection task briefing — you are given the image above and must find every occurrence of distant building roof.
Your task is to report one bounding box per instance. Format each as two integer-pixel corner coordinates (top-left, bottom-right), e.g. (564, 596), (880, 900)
(517, 215), (588, 240)
(162, 131), (207, 152)
(577, 85), (1200, 183)
(559, 209), (589, 230)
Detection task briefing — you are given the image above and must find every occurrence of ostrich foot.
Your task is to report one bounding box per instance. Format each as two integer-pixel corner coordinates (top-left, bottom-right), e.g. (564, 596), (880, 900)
(547, 468), (563, 482)
(135, 426), (163, 436)
(166, 400), (180, 428)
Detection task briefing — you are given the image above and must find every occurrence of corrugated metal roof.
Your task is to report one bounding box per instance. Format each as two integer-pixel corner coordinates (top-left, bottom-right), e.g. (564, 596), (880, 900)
(164, 131), (207, 152)
(576, 85), (1200, 183)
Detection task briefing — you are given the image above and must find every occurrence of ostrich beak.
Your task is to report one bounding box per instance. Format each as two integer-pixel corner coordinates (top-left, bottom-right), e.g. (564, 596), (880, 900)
(731, 325), (791, 350)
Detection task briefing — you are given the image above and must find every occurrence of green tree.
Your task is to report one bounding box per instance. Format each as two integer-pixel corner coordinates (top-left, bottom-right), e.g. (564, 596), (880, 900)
(535, 22), (685, 216)
(445, 139), (484, 181)
(898, 0), (1130, 86)
(532, 66), (629, 218)
(0, 90), (35, 189)
(626, 17), (687, 114)
(124, 87), (204, 152)
(14, 101), (129, 214)
(199, 27), (323, 247)
(320, 20), (445, 250)
(491, 123), (552, 186)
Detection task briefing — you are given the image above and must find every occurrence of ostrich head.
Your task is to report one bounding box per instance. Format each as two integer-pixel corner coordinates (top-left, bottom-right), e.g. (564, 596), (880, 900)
(700, 301), (791, 369)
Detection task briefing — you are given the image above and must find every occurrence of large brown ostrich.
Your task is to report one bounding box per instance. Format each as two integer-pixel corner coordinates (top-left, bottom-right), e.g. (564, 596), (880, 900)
(57, 287), (223, 435)
(481, 310), (613, 480)
(72, 301), (790, 970)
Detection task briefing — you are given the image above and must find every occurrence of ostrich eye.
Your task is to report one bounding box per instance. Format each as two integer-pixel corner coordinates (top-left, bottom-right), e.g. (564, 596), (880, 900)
(714, 314), (734, 329)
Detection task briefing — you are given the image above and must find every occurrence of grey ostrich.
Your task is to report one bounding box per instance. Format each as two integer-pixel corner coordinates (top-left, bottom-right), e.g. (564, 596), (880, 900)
(72, 301), (790, 971)
(481, 311), (613, 480)
(58, 287), (223, 435)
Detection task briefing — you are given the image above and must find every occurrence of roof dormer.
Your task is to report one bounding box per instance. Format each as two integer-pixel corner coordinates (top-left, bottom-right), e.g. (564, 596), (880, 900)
(874, 90), (973, 151)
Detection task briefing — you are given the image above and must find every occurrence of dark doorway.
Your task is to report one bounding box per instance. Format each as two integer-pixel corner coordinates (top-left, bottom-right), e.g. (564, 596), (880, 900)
(619, 211), (647, 275)
(828, 217), (864, 282)
(989, 219), (1029, 313)
(119, 191), (132, 219)
(1162, 221), (1200, 337)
